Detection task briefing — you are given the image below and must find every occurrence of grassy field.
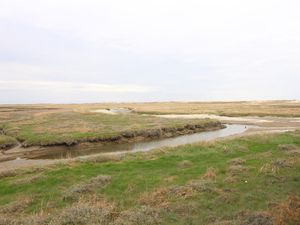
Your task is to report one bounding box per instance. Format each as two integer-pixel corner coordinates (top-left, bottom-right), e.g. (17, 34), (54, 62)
(0, 106), (220, 147)
(2, 100), (300, 119)
(58, 100), (300, 117)
(127, 100), (300, 116)
(0, 131), (299, 225)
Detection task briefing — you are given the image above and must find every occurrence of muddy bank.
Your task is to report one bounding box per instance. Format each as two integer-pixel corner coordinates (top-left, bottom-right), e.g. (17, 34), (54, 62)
(16, 121), (223, 148)
(1, 121), (224, 162)
(0, 142), (17, 151)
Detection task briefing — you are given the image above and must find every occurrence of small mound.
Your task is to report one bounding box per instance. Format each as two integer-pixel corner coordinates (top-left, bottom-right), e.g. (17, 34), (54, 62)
(49, 202), (114, 225)
(113, 206), (161, 225)
(0, 215), (47, 225)
(287, 149), (300, 156)
(167, 185), (195, 199)
(238, 212), (274, 225)
(202, 167), (217, 180)
(272, 159), (290, 168)
(278, 144), (298, 151)
(0, 198), (32, 214)
(178, 160), (193, 168)
(63, 175), (111, 201)
(230, 158), (246, 166)
(227, 165), (248, 176)
(187, 179), (216, 193)
(270, 195), (300, 225)
(259, 163), (279, 175)
(13, 174), (43, 185)
(139, 188), (170, 208)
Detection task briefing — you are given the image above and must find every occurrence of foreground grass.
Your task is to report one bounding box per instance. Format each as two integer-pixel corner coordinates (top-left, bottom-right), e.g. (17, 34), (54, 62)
(0, 131), (299, 224)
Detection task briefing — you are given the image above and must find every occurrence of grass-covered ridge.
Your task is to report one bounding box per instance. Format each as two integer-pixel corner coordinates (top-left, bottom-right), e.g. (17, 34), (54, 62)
(0, 135), (17, 150)
(0, 130), (299, 224)
(0, 109), (221, 147)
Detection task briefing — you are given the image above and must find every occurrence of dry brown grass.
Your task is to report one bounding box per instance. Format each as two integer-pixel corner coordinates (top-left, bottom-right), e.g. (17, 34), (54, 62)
(187, 179), (217, 193)
(225, 164), (248, 183)
(139, 187), (170, 208)
(278, 144), (299, 151)
(0, 197), (32, 214)
(12, 173), (44, 185)
(202, 167), (217, 180)
(63, 100), (300, 117)
(0, 170), (18, 179)
(63, 175), (111, 201)
(0, 214), (48, 225)
(171, 201), (198, 218)
(270, 195), (300, 225)
(227, 165), (248, 176)
(112, 206), (161, 225)
(2, 101), (299, 119)
(237, 211), (274, 225)
(139, 185), (197, 208)
(259, 163), (280, 175)
(49, 200), (116, 225)
(210, 143), (248, 154)
(230, 158), (246, 166)
(211, 195), (300, 225)
(215, 189), (238, 205)
(286, 149), (300, 156)
(139, 178), (217, 208)
(4, 196), (156, 225)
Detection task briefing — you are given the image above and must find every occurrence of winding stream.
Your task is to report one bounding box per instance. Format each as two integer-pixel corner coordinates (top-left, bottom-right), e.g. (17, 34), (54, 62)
(27, 124), (253, 160)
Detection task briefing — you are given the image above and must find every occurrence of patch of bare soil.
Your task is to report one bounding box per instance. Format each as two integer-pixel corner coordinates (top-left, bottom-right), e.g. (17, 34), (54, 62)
(139, 179), (217, 209)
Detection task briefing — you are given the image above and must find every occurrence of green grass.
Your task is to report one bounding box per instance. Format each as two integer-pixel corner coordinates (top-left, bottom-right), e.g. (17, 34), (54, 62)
(0, 131), (299, 224)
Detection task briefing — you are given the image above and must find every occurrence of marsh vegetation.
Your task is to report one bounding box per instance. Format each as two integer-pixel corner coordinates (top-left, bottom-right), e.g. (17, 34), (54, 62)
(0, 130), (299, 224)
(0, 102), (299, 224)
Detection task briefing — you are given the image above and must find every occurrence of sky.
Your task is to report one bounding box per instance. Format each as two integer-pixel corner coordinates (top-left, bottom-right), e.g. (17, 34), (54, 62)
(0, 0), (299, 103)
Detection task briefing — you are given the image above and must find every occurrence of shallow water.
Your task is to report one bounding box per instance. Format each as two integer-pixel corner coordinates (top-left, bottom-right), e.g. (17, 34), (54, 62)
(31, 124), (253, 160)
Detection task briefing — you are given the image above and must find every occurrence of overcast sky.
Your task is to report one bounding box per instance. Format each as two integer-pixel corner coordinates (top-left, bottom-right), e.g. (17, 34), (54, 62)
(0, 0), (299, 103)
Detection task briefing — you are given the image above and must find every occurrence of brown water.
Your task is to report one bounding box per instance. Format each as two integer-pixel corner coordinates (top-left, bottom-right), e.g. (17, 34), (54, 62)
(30, 124), (253, 160)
